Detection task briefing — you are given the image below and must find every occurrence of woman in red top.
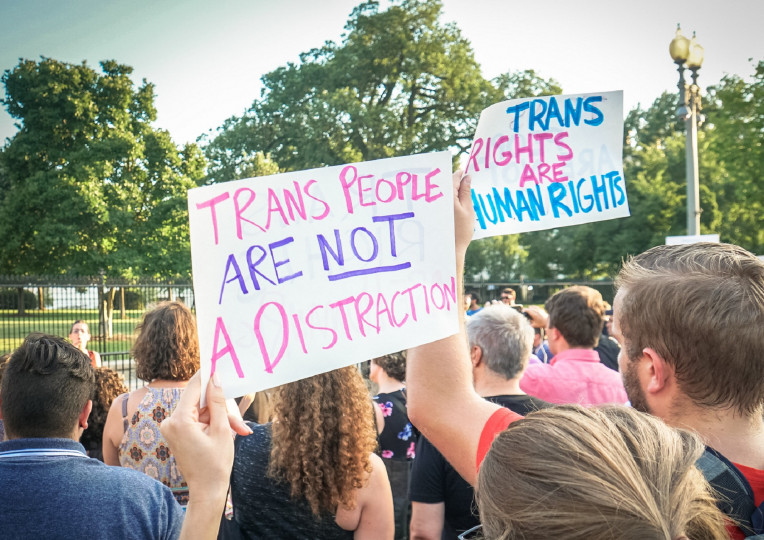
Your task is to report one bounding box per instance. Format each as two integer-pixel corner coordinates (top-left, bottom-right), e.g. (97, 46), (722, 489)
(69, 320), (101, 368)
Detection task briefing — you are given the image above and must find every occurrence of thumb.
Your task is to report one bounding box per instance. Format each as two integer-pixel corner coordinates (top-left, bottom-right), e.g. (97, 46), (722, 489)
(205, 373), (231, 436)
(457, 172), (472, 206)
(206, 373), (252, 437)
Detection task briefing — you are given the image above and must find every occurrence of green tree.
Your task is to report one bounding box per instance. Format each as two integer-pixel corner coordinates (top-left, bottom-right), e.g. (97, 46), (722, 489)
(203, 0), (501, 180)
(0, 58), (206, 330)
(704, 60), (764, 253)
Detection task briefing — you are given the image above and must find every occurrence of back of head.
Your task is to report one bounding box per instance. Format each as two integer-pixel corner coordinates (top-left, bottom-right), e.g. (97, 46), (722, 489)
(132, 301), (200, 382)
(545, 286), (604, 348)
(477, 405), (727, 540)
(372, 351), (406, 382)
(1, 333), (95, 439)
(467, 304), (533, 380)
(616, 242), (764, 415)
(269, 366), (377, 516)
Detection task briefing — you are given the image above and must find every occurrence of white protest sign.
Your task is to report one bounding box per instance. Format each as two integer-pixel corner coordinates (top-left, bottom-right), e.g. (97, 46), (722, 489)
(466, 91), (629, 238)
(188, 151), (457, 399)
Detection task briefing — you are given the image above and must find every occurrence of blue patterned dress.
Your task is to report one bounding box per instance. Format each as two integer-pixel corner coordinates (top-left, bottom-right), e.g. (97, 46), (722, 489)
(118, 387), (188, 505)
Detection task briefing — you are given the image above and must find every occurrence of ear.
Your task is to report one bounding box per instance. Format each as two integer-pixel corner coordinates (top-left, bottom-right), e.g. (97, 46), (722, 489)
(470, 345), (482, 368)
(641, 348), (673, 395)
(547, 327), (560, 342)
(79, 400), (93, 430)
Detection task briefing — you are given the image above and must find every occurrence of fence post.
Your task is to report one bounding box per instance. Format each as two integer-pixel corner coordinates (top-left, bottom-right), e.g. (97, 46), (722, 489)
(16, 287), (25, 316)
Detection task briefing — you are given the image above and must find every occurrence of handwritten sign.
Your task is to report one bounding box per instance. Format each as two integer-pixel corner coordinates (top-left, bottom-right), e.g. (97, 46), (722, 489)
(466, 91), (629, 238)
(188, 152), (457, 398)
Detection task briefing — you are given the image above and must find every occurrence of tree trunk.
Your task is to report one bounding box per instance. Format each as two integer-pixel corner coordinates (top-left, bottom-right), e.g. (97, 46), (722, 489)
(38, 287), (45, 310)
(120, 288), (126, 319)
(168, 287), (174, 302)
(98, 286), (117, 339)
(16, 287), (25, 316)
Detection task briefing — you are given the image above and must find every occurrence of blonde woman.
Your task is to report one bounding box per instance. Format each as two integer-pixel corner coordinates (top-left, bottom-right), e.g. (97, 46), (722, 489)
(476, 405), (728, 540)
(222, 366), (394, 539)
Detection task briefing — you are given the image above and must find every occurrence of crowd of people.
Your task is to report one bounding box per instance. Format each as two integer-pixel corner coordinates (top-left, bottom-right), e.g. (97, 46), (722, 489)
(0, 168), (762, 539)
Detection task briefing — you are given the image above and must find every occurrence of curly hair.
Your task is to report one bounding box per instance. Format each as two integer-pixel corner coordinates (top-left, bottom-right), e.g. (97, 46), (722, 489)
(132, 301), (199, 382)
(372, 350), (406, 382)
(268, 366), (377, 517)
(80, 367), (128, 460)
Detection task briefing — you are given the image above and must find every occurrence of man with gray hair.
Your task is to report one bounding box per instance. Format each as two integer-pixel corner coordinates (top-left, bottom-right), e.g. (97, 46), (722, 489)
(408, 304), (549, 539)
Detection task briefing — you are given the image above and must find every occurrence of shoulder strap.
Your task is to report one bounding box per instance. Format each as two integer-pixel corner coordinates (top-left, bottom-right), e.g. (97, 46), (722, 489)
(120, 393), (129, 433)
(697, 447), (762, 537)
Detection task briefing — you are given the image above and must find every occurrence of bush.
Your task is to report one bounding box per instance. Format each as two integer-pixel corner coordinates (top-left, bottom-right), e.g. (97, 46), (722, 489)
(0, 288), (37, 310)
(114, 289), (145, 310)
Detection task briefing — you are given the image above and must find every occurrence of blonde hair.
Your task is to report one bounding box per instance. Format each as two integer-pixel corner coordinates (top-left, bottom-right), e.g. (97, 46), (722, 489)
(477, 406), (728, 540)
(268, 366), (377, 516)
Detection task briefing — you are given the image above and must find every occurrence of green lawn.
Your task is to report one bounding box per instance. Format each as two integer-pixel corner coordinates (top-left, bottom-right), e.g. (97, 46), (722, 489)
(0, 308), (143, 355)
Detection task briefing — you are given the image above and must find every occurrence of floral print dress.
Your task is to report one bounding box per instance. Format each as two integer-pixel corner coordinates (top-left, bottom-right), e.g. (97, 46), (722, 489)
(373, 389), (416, 461)
(118, 387), (188, 505)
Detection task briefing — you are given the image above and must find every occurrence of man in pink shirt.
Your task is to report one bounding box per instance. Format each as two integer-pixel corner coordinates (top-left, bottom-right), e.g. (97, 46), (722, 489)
(519, 286), (627, 406)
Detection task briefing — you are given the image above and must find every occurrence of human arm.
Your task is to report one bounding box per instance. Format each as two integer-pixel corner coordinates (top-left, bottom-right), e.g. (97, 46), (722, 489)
(160, 372), (252, 540)
(352, 453), (395, 540)
(92, 350), (102, 368)
(410, 502), (445, 540)
(102, 393), (126, 466)
(406, 170), (503, 487)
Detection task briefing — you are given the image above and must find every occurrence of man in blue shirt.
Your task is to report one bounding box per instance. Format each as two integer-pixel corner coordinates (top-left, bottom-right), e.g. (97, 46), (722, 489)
(0, 333), (245, 539)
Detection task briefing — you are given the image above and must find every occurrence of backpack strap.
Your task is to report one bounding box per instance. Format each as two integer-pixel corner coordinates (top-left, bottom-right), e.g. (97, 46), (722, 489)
(120, 393), (129, 433)
(697, 447), (763, 537)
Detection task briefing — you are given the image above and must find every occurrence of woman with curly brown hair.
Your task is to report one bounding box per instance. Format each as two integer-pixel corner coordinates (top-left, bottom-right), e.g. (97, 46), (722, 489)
(222, 366), (394, 539)
(80, 367), (128, 461)
(102, 301), (199, 505)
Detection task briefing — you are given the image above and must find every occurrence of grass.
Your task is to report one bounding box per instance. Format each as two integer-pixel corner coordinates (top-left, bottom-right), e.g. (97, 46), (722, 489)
(0, 308), (143, 355)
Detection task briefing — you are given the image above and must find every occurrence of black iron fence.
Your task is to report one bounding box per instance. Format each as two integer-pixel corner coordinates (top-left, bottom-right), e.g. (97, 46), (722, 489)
(0, 276), (194, 390)
(0, 275), (615, 388)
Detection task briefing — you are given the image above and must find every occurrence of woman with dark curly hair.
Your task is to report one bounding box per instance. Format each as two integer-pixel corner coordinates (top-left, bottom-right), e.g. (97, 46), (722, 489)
(102, 301), (199, 505)
(222, 366), (394, 539)
(80, 367), (128, 461)
(370, 351), (416, 540)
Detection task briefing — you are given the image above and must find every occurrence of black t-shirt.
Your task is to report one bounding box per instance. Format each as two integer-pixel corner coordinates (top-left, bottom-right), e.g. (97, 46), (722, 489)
(224, 422), (354, 539)
(408, 394), (550, 539)
(594, 333), (621, 371)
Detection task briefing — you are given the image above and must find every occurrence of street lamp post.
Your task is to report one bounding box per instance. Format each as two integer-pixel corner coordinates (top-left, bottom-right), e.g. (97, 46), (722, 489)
(669, 24), (704, 236)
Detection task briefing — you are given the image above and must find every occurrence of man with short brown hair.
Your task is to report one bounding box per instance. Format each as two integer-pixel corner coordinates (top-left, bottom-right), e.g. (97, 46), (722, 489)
(613, 242), (764, 539)
(519, 286), (627, 405)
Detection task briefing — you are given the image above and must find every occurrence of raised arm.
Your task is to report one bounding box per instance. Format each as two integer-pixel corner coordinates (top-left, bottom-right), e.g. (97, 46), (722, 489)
(406, 171), (501, 486)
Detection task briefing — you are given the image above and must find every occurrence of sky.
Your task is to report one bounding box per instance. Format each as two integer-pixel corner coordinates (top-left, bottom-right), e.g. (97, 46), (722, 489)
(1, 0), (762, 147)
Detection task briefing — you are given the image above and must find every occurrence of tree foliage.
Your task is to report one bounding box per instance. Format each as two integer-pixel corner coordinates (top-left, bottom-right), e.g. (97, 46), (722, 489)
(0, 57), (206, 278)
(203, 0), (503, 180)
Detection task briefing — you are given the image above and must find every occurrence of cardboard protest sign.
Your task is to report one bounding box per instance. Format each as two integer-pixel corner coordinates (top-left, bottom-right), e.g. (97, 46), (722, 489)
(188, 151), (457, 398)
(465, 91), (629, 238)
